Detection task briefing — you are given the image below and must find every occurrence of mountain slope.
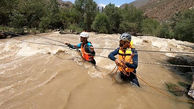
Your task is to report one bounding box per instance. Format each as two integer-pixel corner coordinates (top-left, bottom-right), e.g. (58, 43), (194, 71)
(122, 0), (194, 21)
(141, 0), (194, 21)
(130, 0), (149, 8)
(57, 0), (73, 8)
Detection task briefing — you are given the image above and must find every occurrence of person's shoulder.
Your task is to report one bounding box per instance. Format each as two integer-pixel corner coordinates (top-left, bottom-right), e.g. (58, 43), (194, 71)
(114, 47), (120, 52)
(87, 42), (92, 46)
(77, 42), (82, 45)
(77, 42), (82, 47)
(131, 48), (137, 53)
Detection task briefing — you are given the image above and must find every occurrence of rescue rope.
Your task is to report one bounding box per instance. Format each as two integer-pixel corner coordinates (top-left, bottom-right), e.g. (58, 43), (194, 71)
(135, 72), (194, 104)
(138, 61), (194, 68)
(95, 55), (194, 68)
(95, 47), (194, 55)
(16, 38), (194, 103)
(19, 40), (68, 48)
(17, 40), (194, 68)
(39, 36), (66, 45)
(38, 36), (194, 55)
(109, 66), (117, 81)
(115, 63), (194, 104)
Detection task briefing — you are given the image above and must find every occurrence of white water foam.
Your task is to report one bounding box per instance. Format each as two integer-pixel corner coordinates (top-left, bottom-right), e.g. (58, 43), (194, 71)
(17, 41), (67, 57)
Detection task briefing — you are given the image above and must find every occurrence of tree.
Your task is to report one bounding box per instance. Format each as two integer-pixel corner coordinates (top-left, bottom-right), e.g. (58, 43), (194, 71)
(119, 22), (138, 34)
(0, 0), (17, 25)
(119, 5), (144, 33)
(104, 4), (121, 33)
(92, 13), (110, 33)
(157, 23), (174, 39)
(173, 9), (194, 42)
(141, 18), (160, 36)
(9, 10), (27, 28)
(18, 0), (46, 28)
(74, 0), (97, 31)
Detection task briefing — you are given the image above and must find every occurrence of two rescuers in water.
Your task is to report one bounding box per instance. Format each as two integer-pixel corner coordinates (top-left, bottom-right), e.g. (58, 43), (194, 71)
(66, 32), (140, 87)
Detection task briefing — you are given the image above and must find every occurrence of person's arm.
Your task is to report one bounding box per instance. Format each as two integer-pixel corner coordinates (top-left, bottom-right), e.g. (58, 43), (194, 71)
(126, 49), (138, 69)
(65, 43), (81, 49)
(108, 48), (119, 61)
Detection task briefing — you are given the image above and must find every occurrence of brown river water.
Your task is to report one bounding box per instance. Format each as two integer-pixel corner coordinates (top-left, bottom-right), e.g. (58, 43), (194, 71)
(0, 32), (193, 109)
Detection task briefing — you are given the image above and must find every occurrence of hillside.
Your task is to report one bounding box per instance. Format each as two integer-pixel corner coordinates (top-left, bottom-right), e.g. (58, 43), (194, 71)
(129, 0), (149, 8)
(122, 0), (194, 21)
(57, 0), (73, 8)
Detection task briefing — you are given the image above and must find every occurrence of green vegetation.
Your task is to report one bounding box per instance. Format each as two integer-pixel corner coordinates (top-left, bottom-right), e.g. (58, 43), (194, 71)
(178, 81), (190, 89)
(0, 0), (193, 42)
(191, 104), (194, 109)
(167, 56), (193, 81)
(103, 4), (121, 33)
(173, 9), (194, 42)
(165, 82), (185, 96)
(142, 18), (160, 36)
(92, 13), (110, 33)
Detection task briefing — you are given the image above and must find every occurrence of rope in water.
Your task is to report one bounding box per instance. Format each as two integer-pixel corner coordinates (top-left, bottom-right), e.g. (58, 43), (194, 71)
(95, 55), (194, 68)
(40, 36), (194, 55)
(16, 37), (194, 103)
(17, 39), (194, 68)
(111, 63), (194, 104)
(36, 37), (194, 103)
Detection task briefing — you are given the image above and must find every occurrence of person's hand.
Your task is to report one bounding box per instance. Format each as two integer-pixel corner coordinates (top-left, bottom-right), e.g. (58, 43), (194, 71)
(89, 47), (94, 52)
(115, 59), (121, 66)
(65, 43), (70, 46)
(131, 53), (135, 57)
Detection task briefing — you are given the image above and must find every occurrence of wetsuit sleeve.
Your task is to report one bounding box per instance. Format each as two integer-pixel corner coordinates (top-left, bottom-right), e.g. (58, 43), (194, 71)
(76, 43), (82, 48)
(108, 48), (119, 61)
(126, 49), (138, 69)
(67, 43), (82, 49)
(67, 44), (75, 49)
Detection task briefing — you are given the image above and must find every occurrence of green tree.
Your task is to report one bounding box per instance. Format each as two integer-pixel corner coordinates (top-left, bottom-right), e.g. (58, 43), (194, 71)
(18, 0), (46, 28)
(173, 9), (194, 42)
(119, 22), (138, 33)
(92, 13), (110, 33)
(0, 0), (17, 25)
(39, 0), (63, 30)
(157, 23), (174, 39)
(141, 18), (160, 35)
(119, 5), (143, 33)
(9, 10), (27, 28)
(74, 0), (97, 31)
(104, 4), (121, 33)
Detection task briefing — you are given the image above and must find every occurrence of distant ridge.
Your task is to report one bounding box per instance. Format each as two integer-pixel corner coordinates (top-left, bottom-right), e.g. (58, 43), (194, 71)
(120, 0), (194, 21)
(57, 0), (73, 8)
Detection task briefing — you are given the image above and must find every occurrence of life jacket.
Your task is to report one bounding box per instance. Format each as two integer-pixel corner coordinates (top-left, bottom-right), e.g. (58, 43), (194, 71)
(118, 47), (135, 75)
(130, 40), (134, 48)
(81, 42), (94, 61)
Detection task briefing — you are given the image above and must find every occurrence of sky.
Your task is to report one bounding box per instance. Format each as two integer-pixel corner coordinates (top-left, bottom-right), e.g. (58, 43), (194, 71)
(62, 0), (136, 7)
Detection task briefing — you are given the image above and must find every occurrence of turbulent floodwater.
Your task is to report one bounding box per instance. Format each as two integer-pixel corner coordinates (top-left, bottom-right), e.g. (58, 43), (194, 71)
(0, 32), (193, 109)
